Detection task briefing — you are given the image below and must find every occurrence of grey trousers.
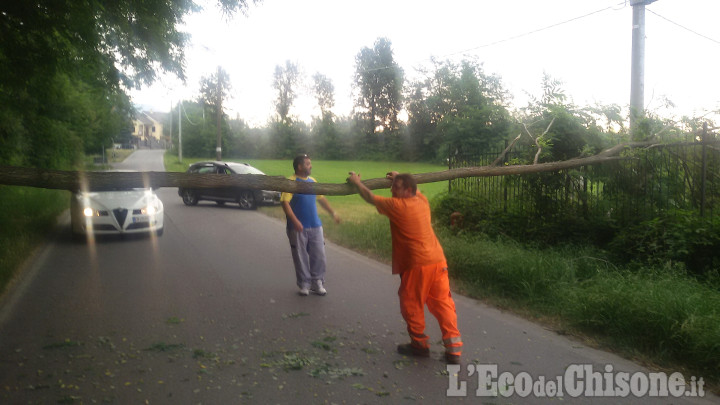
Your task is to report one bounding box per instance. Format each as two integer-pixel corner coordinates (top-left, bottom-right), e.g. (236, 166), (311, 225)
(286, 226), (326, 289)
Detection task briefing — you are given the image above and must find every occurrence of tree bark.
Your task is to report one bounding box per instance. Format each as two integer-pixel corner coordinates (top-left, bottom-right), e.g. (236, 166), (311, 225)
(0, 141), (664, 196)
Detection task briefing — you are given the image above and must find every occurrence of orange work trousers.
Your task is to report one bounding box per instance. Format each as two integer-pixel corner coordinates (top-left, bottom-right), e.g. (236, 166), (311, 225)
(398, 262), (462, 355)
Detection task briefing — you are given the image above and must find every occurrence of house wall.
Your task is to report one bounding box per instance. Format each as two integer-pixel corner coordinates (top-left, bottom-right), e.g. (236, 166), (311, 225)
(132, 117), (163, 142)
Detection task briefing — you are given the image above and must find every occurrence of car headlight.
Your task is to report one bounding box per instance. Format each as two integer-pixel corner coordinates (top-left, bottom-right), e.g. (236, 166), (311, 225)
(83, 207), (109, 217)
(141, 200), (161, 215)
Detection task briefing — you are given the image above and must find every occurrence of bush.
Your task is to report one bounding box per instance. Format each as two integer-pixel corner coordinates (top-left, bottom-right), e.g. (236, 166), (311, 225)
(0, 186), (68, 294)
(432, 191), (502, 235)
(432, 191), (616, 246)
(434, 192), (720, 279)
(608, 210), (720, 278)
(437, 230), (720, 382)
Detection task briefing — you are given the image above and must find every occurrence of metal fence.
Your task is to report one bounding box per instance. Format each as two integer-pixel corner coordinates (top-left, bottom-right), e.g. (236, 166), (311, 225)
(448, 140), (720, 223)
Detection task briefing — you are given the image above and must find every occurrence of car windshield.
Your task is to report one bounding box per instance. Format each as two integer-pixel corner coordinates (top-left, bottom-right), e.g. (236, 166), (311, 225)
(244, 166), (264, 175)
(227, 163), (264, 175)
(89, 171), (152, 192)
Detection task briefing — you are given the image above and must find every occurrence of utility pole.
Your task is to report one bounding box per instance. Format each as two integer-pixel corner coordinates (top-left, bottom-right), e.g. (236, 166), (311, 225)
(629, 0), (658, 137)
(168, 100), (173, 150)
(700, 122), (708, 217)
(178, 100), (183, 164)
(216, 66), (223, 161)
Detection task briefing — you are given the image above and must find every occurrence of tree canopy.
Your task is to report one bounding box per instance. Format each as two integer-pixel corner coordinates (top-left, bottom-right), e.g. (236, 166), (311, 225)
(0, 0), (255, 169)
(406, 58), (512, 161)
(354, 38), (404, 136)
(273, 60), (301, 125)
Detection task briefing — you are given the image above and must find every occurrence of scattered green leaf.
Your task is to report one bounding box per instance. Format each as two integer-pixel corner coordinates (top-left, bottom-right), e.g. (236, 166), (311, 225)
(282, 312), (310, 319)
(393, 359), (410, 370)
(310, 340), (334, 351)
(43, 339), (81, 350)
(144, 342), (185, 352)
(192, 349), (215, 359)
(309, 366), (364, 379)
(166, 316), (184, 324)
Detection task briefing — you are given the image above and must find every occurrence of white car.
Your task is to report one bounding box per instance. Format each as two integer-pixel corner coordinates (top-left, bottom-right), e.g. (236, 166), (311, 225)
(71, 187), (164, 239)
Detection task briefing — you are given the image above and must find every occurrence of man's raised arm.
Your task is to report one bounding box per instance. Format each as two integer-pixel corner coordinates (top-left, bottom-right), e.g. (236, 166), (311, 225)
(347, 171), (376, 205)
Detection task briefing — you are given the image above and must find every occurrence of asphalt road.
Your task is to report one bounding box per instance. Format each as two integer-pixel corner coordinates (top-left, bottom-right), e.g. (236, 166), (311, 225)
(0, 150), (716, 404)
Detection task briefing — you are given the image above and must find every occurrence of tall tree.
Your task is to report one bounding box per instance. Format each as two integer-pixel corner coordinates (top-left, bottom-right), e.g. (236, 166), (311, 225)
(518, 73), (605, 163)
(353, 38), (404, 139)
(0, 0), (256, 168)
(406, 58), (510, 161)
(171, 100), (217, 158)
(273, 60), (301, 125)
(198, 67), (232, 159)
(226, 115), (257, 158)
(269, 61), (304, 158)
(0, 0), (256, 92)
(311, 73), (341, 158)
(312, 73), (335, 120)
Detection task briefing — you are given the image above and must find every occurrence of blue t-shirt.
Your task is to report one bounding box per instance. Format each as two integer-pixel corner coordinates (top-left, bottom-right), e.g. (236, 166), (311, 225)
(281, 175), (322, 229)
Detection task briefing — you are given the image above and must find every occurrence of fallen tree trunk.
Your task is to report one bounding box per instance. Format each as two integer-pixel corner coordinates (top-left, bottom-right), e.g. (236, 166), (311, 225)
(0, 142), (652, 195)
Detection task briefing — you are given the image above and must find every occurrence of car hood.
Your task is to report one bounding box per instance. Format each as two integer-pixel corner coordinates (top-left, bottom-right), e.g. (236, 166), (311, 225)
(76, 190), (159, 209)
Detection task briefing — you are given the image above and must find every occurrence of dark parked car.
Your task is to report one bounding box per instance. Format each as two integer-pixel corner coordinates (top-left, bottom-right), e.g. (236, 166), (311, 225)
(178, 161), (281, 209)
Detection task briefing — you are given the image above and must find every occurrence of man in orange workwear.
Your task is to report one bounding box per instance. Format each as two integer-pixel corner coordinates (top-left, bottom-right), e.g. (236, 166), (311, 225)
(347, 170), (462, 364)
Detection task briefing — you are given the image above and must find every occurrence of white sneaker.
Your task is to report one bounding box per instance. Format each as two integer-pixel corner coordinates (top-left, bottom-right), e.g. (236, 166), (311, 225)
(311, 280), (326, 296)
(298, 287), (309, 296)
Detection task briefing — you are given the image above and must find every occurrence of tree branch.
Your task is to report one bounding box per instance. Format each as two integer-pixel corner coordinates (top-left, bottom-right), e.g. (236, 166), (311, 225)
(0, 153), (622, 196)
(1, 140), (714, 195)
(491, 133), (522, 167)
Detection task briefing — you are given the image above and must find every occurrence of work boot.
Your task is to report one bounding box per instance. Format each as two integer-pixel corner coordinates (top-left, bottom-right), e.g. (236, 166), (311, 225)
(445, 352), (461, 365)
(397, 343), (430, 358)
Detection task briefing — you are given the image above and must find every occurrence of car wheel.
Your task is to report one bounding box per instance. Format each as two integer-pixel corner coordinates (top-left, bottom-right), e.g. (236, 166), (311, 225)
(182, 190), (198, 206)
(237, 191), (256, 210)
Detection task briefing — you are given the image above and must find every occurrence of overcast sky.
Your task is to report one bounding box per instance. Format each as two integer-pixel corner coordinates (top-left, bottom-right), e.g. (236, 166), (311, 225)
(131, 0), (720, 127)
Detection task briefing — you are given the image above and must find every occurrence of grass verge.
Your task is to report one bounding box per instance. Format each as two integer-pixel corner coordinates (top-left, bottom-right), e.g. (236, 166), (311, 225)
(439, 230), (720, 385)
(0, 186), (69, 295)
(0, 150), (130, 296)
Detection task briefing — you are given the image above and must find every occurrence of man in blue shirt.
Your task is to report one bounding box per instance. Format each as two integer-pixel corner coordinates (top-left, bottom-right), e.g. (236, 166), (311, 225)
(281, 154), (340, 296)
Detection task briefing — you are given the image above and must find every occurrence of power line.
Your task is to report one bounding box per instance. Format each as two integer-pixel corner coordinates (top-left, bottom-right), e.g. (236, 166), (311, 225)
(358, 2), (625, 75)
(440, 2), (626, 59)
(646, 9), (720, 46)
(364, 1), (720, 76)
(180, 102), (200, 126)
